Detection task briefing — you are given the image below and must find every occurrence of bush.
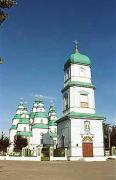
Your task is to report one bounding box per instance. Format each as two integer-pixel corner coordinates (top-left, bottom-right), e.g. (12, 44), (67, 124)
(41, 156), (49, 161)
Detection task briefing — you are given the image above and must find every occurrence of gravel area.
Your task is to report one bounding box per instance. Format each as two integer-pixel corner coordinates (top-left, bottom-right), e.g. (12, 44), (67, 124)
(0, 160), (115, 180)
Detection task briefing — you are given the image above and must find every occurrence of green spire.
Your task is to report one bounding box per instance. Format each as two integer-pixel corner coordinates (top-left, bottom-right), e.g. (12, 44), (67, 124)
(49, 102), (56, 114)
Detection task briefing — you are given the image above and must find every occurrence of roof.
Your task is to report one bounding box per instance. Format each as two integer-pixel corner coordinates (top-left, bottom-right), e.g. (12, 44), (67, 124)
(57, 112), (106, 123)
(62, 81), (95, 93)
(13, 114), (22, 119)
(48, 120), (57, 126)
(18, 118), (30, 124)
(10, 125), (17, 130)
(16, 131), (32, 137)
(64, 51), (91, 70)
(32, 123), (48, 129)
(34, 112), (48, 118)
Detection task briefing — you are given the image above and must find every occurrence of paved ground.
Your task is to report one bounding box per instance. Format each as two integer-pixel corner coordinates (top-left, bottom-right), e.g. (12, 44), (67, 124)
(0, 160), (115, 180)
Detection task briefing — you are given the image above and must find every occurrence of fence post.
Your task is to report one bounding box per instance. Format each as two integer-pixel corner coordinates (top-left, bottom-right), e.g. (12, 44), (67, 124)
(65, 148), (67, 159)
(22, 148), (25, 157)
(37, 147), (42, 161)
(50, 147), (54, 161)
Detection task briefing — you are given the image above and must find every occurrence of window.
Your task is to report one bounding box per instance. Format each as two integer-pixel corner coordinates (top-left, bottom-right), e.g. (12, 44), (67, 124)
(64, 93), (69, 110)
(65, 68), (70, 81)
(40, 119), (43, 124)
(24, 127), (26, 131)
(80, 94), (88, 108)
(79, 67), (85, 77)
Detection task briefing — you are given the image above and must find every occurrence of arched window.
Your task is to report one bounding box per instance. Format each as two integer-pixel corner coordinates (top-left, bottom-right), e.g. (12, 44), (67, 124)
(79, 67), (85, 77)
(63, 93), (69, 110)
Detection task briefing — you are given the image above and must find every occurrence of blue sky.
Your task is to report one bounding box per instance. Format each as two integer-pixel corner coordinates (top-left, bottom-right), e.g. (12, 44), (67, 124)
(0, 0), (115, 133)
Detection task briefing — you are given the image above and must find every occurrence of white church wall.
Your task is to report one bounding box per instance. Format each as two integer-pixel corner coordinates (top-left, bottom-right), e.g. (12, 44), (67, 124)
(70, 118), (104, 157)
(49, 126), (57, 133)
(34, 117), (48, 124)
(10, 129), (17, 143)
(71, 64), (91, 83)
(12, 119), (19, 125)
(17, 124), (30, 131)
(32, 128), (48, 147)
(70, 86), (95, 114)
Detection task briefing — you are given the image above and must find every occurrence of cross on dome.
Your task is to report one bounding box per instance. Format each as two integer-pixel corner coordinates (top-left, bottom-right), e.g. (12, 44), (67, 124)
(73, 40), (79, 53)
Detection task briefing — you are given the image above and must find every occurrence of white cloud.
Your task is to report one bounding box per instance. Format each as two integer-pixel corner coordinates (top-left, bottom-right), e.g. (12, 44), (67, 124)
(31, 93), (56, 101)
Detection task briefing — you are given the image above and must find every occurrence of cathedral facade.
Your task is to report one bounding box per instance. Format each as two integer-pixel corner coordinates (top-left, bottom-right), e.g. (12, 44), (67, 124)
(9, 98), (57, 151)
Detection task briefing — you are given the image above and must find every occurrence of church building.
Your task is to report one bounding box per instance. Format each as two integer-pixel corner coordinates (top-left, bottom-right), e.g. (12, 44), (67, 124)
(9, 43), (105, 160)
(57, 43), (105, 160)
(9, 98), (57, 151)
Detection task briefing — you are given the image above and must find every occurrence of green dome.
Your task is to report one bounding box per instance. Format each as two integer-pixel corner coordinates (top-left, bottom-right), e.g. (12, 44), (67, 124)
(64, 50), (91, 70)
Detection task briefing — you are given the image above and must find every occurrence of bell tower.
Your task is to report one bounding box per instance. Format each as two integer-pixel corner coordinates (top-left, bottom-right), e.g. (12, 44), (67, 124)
(62, 42), (95, 115)
(57, 42), (105, 159)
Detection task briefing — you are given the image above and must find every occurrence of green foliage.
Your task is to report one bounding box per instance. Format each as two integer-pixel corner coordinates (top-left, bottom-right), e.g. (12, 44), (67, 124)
(0, 132), (10, 154)
(14, 135), (28, 152)
(0, 0), (16, 25)
(41, 156), (49, 161)
(0, 57), (3, 64)
(24, 149), (31, 157)
(0, 0), (16, 8)
(54, 148), (65, 157)
(111, 126), (116, 147)
(103, 123), (116, 149)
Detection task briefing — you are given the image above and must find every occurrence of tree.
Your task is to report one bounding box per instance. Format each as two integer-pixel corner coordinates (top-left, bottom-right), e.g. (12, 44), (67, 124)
(103, 123), (116, 149)
(0, 132), (10, 154)
(0, 0), (16, 25)
(111, 126), (116, 147)
(14, 135), (28, 152)
(103, 123), (109, 149)
(0, 0), (16, 64)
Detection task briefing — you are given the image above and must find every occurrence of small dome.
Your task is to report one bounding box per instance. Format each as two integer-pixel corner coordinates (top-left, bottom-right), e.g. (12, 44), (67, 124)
(64, 48), (91, 70)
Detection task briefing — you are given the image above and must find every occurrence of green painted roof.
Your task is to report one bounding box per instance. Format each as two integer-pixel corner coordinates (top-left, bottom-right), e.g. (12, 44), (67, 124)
(64, 51), (91, 70)
(48, 120), (57, 126)
(57, 112), (106, 123)
(16, 131), (32, 137)
(62, 81), (95, 93)
(34, 112), (48, 118)
(19, 118), (30, 124)
(14, 114), (22, 119)
(32, 123), (48, 129)
(10, 125), (17, 130)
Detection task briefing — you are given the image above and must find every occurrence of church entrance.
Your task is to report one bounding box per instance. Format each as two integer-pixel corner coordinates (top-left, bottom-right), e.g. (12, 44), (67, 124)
(82, 136), (93, 157)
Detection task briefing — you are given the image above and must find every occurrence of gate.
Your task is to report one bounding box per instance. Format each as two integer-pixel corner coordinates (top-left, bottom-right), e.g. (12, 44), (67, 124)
(41, 147), (50, 161)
